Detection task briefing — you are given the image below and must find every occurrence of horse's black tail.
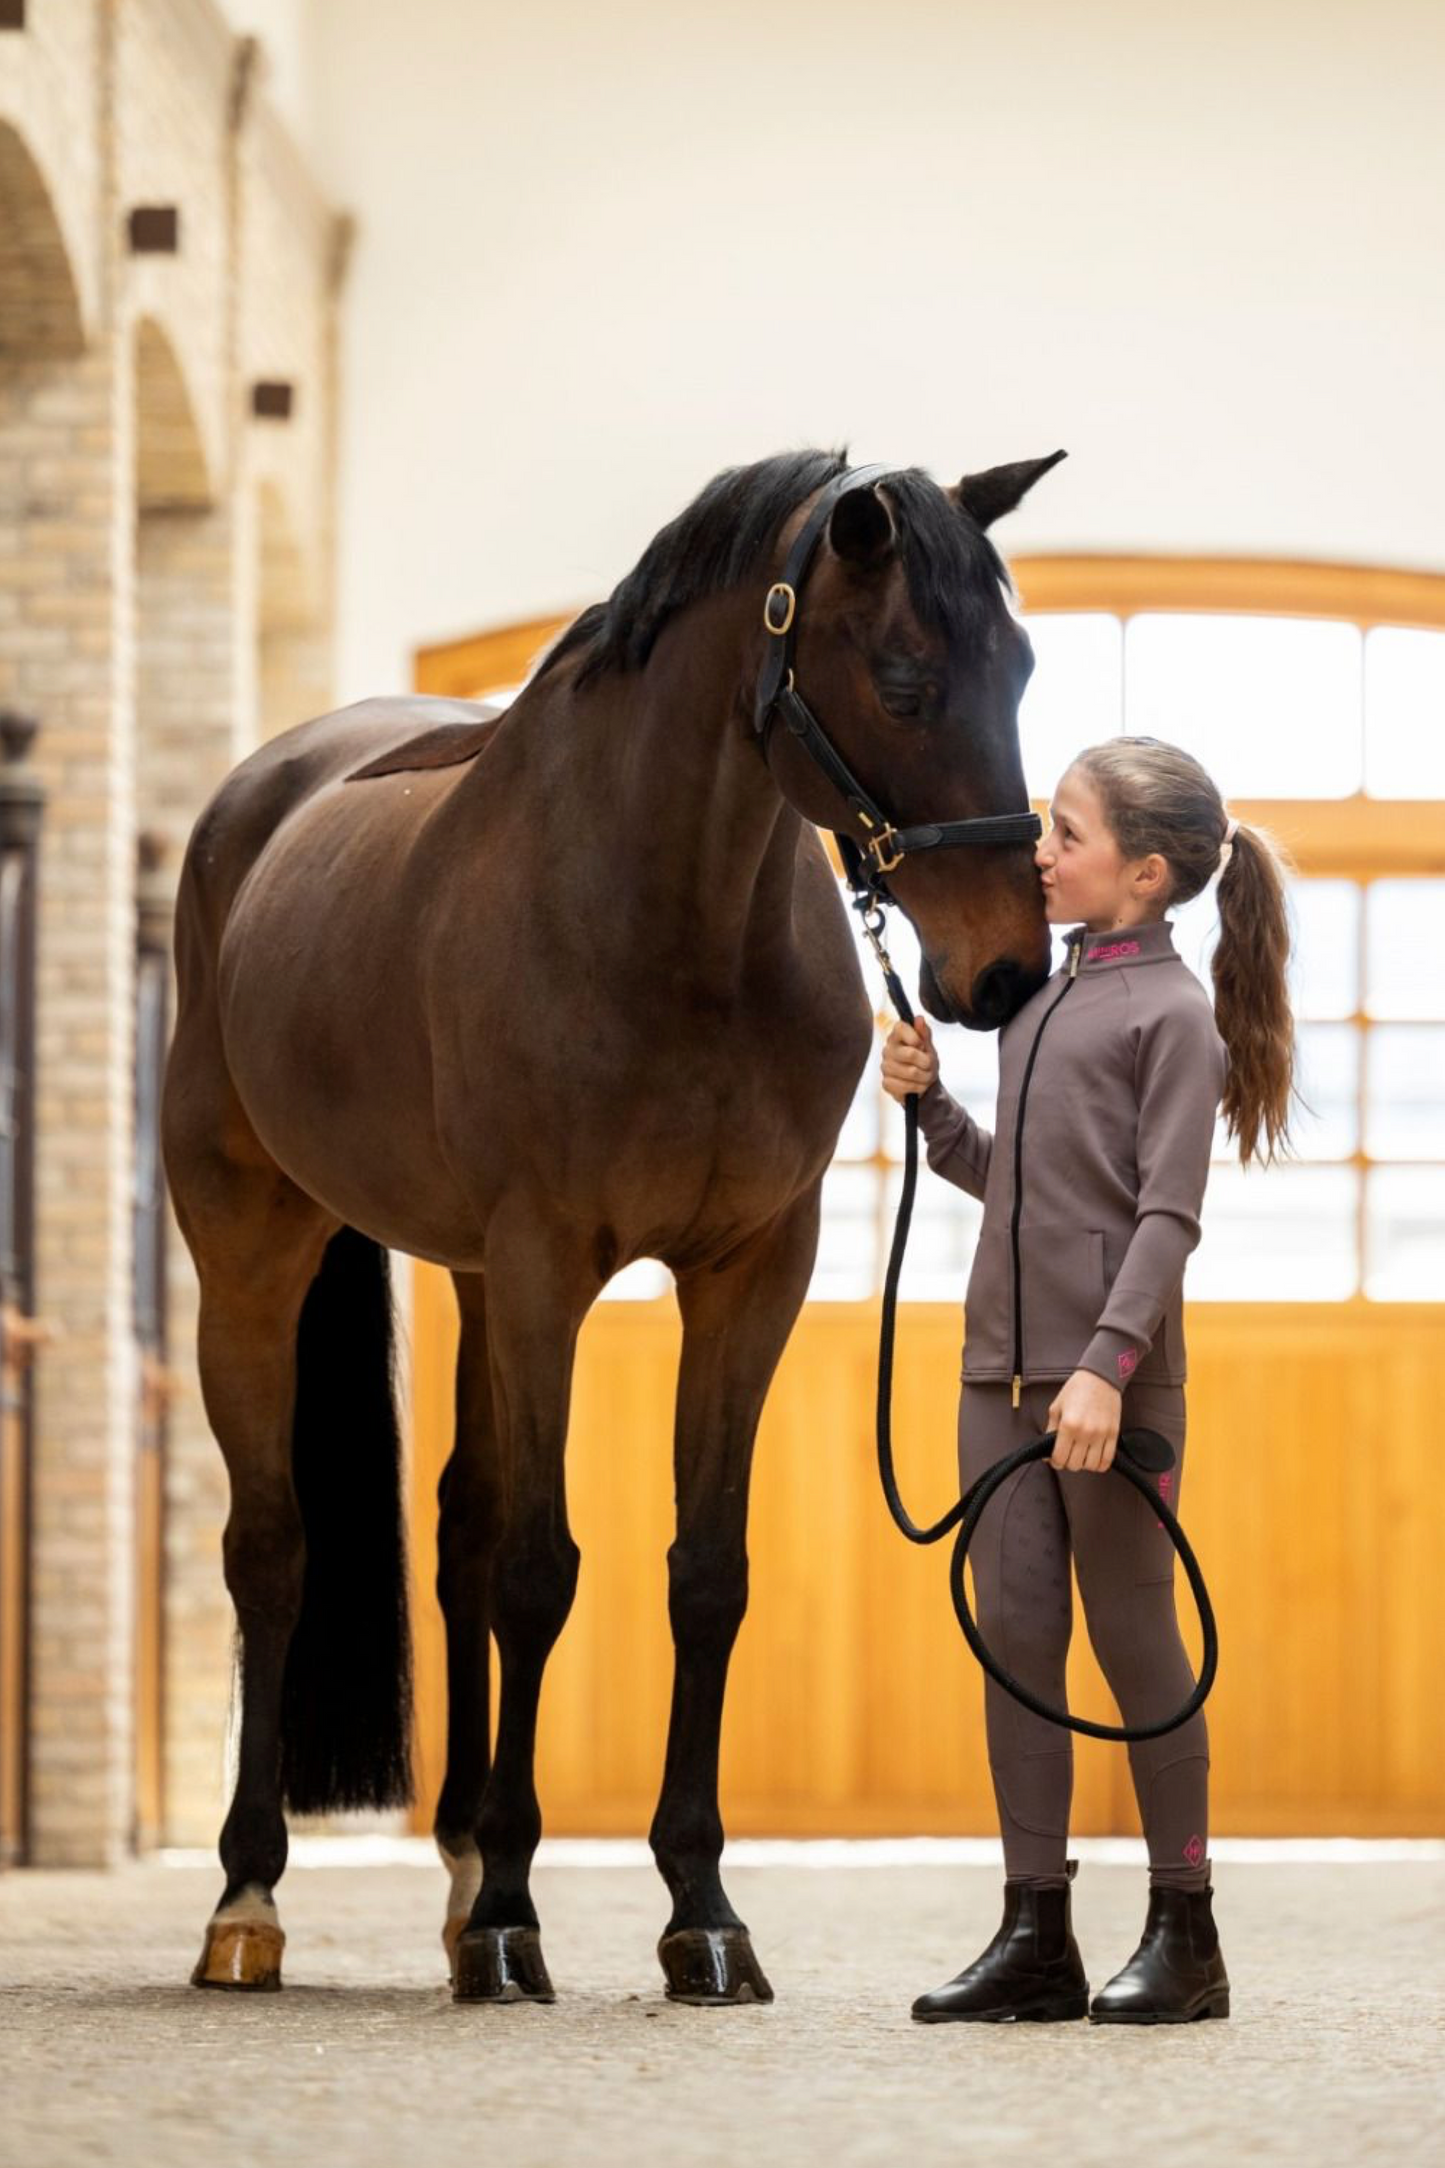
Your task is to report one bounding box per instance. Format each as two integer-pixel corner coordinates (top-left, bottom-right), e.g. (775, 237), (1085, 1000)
(279, 1226), (414, 1814)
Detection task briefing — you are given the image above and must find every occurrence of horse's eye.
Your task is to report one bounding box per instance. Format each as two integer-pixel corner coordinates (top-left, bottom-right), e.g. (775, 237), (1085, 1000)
(877, 680), (929, 720)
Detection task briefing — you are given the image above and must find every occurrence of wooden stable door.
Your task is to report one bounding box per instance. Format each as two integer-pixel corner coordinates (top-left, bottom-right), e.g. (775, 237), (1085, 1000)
(408, 1286), (1445, 1840)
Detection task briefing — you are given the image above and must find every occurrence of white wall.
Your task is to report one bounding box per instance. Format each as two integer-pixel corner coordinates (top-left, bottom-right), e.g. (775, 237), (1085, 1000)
(297, 0), (1445, 703)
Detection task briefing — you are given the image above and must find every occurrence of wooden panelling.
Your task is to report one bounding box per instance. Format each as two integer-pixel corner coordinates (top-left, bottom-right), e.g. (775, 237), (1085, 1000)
(408, 1281), (1445, 1837)
(1011, 554), (1445, 629)
(414, 615), (575, 700)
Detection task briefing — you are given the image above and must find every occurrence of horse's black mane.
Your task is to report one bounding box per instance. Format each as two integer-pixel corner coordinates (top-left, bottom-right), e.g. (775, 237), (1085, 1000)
(534, 449), (1011, 689)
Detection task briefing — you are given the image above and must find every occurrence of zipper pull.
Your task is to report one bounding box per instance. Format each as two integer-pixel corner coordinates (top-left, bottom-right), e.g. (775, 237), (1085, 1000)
(1068, 936), (1082, 980)
(1011, 1374), (1022, 1409)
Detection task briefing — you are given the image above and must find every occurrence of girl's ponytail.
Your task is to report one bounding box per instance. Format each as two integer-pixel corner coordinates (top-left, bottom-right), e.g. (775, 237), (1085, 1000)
(1072, 737), (1301, 1167)
(1211, 820), (1297, 1165)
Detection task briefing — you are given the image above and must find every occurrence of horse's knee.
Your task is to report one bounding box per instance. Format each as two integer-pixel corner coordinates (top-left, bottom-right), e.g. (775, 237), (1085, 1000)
(666, 1543), (748, 1655)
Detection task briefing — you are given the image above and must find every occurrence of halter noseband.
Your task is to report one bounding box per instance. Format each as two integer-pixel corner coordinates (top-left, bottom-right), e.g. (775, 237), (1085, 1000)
(753, 464), (1043, 904)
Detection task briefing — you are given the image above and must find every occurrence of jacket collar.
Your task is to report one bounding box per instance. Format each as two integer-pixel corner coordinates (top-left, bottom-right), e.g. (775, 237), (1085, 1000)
(1069, 918), (1179, 973)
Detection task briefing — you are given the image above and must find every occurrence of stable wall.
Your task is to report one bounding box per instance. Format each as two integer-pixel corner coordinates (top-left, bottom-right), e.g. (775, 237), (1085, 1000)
(298, 0), (1445, 701)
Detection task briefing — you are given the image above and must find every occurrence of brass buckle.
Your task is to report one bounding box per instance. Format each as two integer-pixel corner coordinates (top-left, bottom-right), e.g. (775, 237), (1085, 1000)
(866, 824), (904, 876)
(763, 582), (796, 636)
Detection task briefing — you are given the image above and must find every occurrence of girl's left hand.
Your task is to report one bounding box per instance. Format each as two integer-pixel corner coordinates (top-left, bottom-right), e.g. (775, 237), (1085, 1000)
(1046, 1371), (1123, 1473)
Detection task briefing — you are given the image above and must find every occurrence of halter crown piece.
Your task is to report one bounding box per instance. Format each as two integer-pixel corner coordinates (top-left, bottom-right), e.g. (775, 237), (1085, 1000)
(753, 465), (1043, 907)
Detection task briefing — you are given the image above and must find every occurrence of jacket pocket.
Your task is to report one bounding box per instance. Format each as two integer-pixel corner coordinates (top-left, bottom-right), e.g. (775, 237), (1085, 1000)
(961, 1219), (1013, 1372)
(1021, 1224), (1107, 1374)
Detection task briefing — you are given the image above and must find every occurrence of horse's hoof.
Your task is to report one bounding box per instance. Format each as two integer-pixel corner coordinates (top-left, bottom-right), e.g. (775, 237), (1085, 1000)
(453, 1925), (556, 2004)
(658, 1927), (774, 2005)
(190, 1919), (285, 1992)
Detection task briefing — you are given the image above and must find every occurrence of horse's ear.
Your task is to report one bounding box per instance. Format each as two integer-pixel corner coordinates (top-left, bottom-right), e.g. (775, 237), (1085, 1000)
(827, 484), (896, 569)
(955, 451), (1067, 531)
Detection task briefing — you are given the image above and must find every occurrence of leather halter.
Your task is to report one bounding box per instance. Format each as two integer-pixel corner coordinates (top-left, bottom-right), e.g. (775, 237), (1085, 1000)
(753, 464), (1043, 902)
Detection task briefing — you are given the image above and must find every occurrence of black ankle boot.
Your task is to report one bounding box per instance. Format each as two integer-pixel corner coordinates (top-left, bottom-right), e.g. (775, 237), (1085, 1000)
(1089, 1882), (1230, 2024)
(911, 1860), (1088, 2023)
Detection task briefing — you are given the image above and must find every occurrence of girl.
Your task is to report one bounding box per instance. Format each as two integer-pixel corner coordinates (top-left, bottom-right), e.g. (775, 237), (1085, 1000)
(883, 735), (1296, 2026)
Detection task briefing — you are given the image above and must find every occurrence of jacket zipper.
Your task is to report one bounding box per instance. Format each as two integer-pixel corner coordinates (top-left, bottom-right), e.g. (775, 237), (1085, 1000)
(1010, 933), (1084, 1407)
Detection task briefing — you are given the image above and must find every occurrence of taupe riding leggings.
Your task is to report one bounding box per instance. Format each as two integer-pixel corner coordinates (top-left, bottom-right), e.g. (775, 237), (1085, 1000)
(958, 1376), (1210, 1892)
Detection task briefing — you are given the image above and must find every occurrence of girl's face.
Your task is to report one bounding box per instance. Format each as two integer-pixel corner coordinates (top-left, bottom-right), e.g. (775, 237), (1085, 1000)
(1034, 767), (1163, 931)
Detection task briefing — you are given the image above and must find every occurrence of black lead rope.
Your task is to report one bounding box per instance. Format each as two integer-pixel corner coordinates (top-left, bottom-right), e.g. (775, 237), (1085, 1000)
(861, 896), (1219, 1742)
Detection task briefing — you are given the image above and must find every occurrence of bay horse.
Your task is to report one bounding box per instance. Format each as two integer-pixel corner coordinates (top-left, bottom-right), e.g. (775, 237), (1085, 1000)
(163, 448), (1062, 2004)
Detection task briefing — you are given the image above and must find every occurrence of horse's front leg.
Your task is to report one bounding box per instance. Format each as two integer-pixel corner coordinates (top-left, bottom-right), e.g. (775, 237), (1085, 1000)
(652, 1186), (821, 2005)
(434, 1270), (502, 1985)
(452, 1216), (592, 2004)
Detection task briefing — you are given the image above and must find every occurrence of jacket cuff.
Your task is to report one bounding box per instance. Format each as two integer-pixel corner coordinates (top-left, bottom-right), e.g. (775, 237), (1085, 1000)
(914, 1078), (957, 1135)
(1076, 1326), (1144, 1392)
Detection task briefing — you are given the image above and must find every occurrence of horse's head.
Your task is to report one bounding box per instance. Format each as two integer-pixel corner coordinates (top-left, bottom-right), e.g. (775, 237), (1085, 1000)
(759, 455), (1063, 1030)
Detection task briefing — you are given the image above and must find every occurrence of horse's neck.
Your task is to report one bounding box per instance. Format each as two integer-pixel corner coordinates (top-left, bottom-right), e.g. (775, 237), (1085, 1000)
(565, 601), (807, 964)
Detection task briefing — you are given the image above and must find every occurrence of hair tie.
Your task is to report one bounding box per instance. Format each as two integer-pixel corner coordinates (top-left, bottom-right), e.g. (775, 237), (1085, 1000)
(1223, 816), (1239, 846)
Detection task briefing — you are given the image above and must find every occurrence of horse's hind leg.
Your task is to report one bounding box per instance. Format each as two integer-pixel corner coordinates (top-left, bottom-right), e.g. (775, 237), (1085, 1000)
(651, 1188), (821, 2006)
(171, 1128), (337, 1989)
(434, 1270), (502, 1982)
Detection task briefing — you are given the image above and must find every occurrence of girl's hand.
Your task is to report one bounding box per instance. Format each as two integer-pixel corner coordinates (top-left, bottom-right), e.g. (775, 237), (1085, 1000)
(1046, 1370), (1122, 1473)
(882, 1015), (939, 1103)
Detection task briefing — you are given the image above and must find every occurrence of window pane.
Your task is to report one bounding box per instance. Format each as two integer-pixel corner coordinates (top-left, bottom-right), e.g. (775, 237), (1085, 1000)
(1289, 880), (1360, 1020)
(1018, 614), (1123, 802)
(885, 1164), (984, 1302)
(1290, 1023), (1360, 1160)
(811, 1163), (879, 1300)
(1125, 615), (1362, 798)
(1170, 887), (1221, 990)
(1365, 880), (1445, 1019)
(1190, 1164), (1358, 1300)
(1174, 876), (1360, 1022)
(1365, 1167), (1445, 1299)
(1364, 1026), (1445, 1159)
(1364, 628), (1445, 799)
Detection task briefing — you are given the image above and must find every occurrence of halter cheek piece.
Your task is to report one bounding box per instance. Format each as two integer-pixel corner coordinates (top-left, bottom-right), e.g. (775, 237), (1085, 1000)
(752, 463), (1044, 910)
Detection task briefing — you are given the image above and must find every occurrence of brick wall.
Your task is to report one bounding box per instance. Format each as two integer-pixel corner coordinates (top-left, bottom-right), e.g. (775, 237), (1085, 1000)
(0, 0), (348, 1862)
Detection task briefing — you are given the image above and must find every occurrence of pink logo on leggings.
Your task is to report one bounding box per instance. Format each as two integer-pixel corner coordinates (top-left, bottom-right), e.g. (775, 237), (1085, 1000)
(1117, 1348), (1138, 1382)
(1183, 1834), (1204, 1867)
(1155, 1469), (1172, 1528)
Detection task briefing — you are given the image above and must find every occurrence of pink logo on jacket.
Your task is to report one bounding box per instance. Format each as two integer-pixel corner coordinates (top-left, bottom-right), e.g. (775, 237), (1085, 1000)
(1087, 938), (1141, 962)
(1117, 1348), (1138, 1382)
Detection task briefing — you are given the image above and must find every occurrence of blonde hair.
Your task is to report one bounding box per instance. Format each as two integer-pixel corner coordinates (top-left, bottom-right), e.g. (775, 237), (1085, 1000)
(1071, 736), (1299, 1166)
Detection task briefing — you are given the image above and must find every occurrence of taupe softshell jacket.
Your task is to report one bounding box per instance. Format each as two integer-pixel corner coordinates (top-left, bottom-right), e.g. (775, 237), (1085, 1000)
(916, 916), (1228, 1396)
